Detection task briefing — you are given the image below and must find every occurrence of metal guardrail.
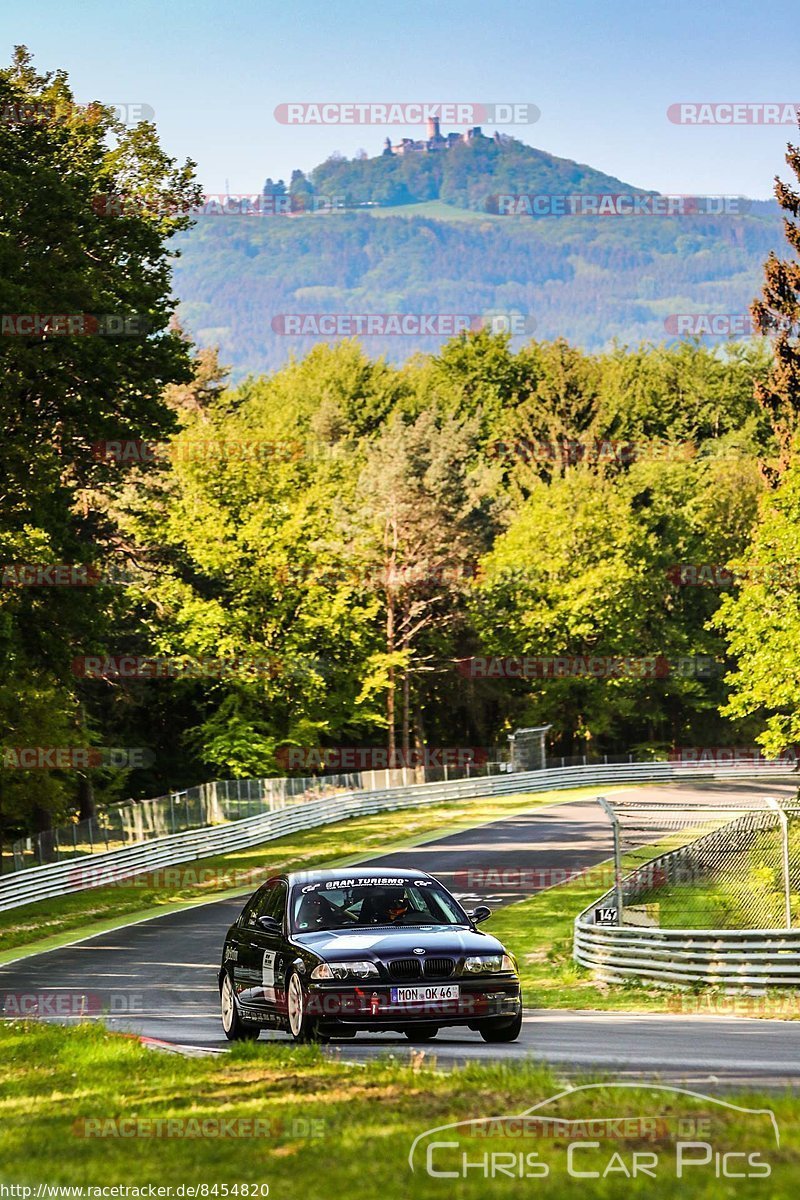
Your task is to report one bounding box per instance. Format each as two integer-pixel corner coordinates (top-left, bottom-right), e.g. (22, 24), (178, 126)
(12, 763), (511, 870)
(0, 759), (793, 915)
(575, 785), (800, 988)
(574, 924), (800, 987)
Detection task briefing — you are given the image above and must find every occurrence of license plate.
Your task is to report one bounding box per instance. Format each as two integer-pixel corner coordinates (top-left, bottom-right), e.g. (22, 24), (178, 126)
(390, 985), (460, 1003)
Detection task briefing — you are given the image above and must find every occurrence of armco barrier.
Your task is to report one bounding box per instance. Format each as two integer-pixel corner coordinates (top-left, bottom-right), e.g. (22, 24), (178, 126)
(574, 789), (800, 989)
(0, 760), (793, 914)
(574, 922), (800, 988)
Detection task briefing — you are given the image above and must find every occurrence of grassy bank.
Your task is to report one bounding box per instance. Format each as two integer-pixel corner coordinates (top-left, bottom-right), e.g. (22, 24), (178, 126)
(487, 836), (800, 1016)
(0, 788), (596, 959)
(489, 855), (667, 1011)
(651, 825), (800, 930)
(0, 1022), (796, 1198)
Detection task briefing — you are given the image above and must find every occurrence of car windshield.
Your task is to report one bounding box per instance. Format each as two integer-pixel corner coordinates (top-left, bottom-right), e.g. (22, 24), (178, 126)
(291, 879), (467, 932)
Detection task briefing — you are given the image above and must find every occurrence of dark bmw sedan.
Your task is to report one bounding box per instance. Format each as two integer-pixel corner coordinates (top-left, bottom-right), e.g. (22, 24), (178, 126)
(219, 868), (522, 1043)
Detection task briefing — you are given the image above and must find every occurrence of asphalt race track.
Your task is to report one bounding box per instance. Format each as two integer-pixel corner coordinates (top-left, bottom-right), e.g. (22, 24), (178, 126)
(3, 779), (800, 1087)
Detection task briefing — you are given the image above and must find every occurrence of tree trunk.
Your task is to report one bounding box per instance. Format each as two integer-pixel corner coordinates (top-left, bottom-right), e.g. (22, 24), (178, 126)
(402, 668), (411, 766)
(387, 591), (396, 765)
(77, 773), (95, 822)
(413, 700), (428, 778)
(77, 701), (96, 820)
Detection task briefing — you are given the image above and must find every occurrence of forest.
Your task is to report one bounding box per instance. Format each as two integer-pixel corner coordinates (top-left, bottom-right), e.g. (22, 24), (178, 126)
(3, 48), (800, 848)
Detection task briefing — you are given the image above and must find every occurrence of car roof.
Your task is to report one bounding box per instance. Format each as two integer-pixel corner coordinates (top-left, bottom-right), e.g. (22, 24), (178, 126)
(283, 867), (436, 887)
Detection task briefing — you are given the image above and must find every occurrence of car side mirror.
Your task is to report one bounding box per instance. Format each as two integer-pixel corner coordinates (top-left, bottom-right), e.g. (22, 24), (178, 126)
(257, 915), (281, 934)
(469, 904), (491, 925)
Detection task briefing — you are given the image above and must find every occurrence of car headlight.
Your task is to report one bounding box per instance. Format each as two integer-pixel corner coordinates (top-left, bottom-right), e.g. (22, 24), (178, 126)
(310, 960), (379, 980)
(463, 954), (516, 974)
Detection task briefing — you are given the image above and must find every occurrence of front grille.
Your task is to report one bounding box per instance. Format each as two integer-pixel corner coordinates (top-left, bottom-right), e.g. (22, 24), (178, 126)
(422, 957), (455, 979)
(389, 958), (422, 980)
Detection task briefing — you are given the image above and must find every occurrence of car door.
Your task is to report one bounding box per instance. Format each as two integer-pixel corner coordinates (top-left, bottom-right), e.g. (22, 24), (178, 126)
(233, 883), (272, 1007)
(240, 880), (288, 1013)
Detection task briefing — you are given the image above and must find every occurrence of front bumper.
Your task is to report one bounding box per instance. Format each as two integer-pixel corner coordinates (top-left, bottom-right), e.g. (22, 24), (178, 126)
(305, 977), (521, 1026)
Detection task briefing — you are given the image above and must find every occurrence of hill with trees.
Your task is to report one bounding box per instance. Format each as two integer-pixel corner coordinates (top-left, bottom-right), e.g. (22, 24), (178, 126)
(172, 137), (784, 378)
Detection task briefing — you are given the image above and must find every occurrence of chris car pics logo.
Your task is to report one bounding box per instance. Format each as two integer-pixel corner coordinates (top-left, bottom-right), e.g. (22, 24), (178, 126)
(409, 1084), (778, 1181)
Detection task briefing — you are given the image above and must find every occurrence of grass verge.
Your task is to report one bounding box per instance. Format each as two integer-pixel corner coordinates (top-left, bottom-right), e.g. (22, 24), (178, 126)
(488, 837), (800, 1017)
(0, 1022), (797, 1198)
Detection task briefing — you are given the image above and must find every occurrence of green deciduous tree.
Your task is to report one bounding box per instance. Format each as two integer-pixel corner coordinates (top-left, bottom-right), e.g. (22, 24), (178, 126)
(751, 118), (800, 473)
(356, 407), (499, 759)
(0, 46), (200, 842)
(713, 463), (800, 755)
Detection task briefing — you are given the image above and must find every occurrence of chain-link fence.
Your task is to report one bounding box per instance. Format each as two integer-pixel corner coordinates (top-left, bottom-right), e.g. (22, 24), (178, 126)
(9, 756), (509, 871)
(595, 790), (800, 930)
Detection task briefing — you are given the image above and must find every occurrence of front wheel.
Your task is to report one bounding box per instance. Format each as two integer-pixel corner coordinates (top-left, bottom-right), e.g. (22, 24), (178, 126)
(478, 1010), (523, 1043)
(220, 971), (260, 1041)
(286, 971), (330, 1043)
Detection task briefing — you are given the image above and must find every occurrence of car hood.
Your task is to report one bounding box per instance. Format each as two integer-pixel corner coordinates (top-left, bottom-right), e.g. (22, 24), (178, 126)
(291, 925), (506, 959)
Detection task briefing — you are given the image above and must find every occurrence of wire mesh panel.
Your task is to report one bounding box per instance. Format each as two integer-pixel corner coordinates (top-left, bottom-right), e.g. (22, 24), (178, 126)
(595, 791), (800, 930)
(8, 757), (511, 868)
(509, 726), (549, 771)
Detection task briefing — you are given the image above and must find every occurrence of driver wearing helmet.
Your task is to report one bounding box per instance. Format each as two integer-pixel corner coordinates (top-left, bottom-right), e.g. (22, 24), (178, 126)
(373, 886), (409, 924)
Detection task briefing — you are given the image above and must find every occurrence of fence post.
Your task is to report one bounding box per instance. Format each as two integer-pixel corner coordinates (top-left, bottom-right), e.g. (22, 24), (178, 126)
(767, 797), (792, 928)
(596, 794), (623, 926)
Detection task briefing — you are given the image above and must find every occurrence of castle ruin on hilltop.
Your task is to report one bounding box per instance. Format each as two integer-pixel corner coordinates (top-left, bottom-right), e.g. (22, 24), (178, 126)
(382, 117), (506, 156)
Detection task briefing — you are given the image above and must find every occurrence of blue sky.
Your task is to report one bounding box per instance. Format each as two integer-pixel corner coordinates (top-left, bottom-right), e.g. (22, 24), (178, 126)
(4, 0), (798, 198)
